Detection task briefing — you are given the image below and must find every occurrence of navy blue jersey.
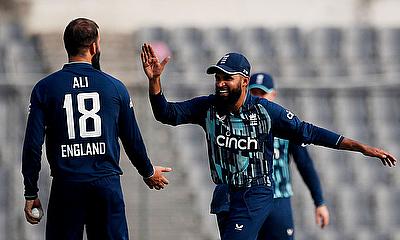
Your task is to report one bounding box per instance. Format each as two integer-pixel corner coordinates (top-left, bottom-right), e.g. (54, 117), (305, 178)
(273, 138), (324, 206)
(22, 62), (154, 199)
(150, 92), (342, 188)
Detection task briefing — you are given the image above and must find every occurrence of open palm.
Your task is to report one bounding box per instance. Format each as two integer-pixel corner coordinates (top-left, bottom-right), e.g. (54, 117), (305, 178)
(141, 43), (169, 80)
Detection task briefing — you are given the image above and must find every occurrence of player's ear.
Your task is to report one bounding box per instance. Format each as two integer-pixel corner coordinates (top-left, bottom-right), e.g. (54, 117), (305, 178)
(242, 76), (249, 88)
(271, 90), (277, 100)
(89, 41), (97, 56)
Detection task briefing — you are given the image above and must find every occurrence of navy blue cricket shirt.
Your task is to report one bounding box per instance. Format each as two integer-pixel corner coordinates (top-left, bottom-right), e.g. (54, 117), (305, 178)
(150, 92), (343, 188)
(22, 62), (154, 199)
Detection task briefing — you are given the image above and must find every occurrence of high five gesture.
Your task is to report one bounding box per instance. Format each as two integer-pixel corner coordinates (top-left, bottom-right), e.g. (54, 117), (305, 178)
(141, 43), (169, 80)
(141, 43), (170, 95)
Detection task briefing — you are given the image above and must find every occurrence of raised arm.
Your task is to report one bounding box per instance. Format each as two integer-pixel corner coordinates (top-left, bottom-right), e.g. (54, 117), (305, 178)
(140, 43), (211, 126)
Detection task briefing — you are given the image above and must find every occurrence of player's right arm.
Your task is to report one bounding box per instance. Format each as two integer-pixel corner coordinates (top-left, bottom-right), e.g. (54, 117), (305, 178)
(141, 43), (210, 126)
(22, 83), (45, 200)
(21, 83), (45, 224)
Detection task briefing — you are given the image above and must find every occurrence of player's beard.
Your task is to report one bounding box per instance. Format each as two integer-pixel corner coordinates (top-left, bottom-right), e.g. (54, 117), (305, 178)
(215, 84), (242, 109)
(92, 51), (101, 71)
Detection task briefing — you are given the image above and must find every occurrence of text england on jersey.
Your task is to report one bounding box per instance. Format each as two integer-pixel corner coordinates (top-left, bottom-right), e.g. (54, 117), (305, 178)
(61, 141), (106, 157)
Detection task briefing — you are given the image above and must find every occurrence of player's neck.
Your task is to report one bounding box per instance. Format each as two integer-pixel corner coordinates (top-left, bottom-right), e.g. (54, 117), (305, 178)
(68, 54), (92, 64)
(229, 91), (247, 113)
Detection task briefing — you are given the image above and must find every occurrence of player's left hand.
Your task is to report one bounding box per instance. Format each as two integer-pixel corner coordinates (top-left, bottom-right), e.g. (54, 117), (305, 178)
(143, 166), (172, 190)
(362, 146), (397, 167)
(315, 204), (329, 229)
(24, 198), (43, 224)
(339, 138), (397, 167)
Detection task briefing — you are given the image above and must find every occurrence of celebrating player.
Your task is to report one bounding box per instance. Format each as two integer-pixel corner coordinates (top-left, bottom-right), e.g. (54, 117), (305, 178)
(22, 19), (171, 239)
(141, 43), (396, 240)
(211, 72), (329, 240)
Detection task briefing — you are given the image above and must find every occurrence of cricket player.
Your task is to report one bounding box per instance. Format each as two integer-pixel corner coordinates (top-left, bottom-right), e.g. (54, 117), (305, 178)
(22, 18), (171, 240)
(211, 72), (329, 240)
(140, 43), (396, 240)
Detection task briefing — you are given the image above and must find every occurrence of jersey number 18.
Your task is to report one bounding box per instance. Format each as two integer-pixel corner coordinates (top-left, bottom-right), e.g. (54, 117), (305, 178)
(63, 92), (102, 139)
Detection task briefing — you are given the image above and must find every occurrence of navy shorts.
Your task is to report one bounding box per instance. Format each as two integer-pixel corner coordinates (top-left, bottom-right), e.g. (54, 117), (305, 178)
(213, 185), (274, 240)
(46, 175), (129, 240)
(258, 197), (295, 240)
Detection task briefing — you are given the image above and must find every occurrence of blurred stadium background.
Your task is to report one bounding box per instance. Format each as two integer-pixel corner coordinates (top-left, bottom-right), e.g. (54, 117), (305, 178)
(0, 0), (400, 239)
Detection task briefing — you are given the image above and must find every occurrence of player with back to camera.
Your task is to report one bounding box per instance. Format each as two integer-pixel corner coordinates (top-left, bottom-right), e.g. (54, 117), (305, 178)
(22, 18), (171, 240)
(140, 43), (396, 240)
(211, 72), (329, 240)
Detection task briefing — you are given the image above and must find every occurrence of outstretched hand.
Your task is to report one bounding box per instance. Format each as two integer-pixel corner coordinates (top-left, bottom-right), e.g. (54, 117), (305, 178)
(363, 146), (397, 167)
(140, 43), (170, 81)
(144, 166), (172, 190)
(339, 138), (397, 167)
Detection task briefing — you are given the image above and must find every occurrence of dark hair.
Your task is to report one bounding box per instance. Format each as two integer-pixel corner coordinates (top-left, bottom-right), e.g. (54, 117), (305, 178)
(63, 18), (99, 57)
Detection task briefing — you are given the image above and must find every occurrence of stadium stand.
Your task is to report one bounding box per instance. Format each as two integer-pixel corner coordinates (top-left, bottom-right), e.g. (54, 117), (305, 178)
(1, 3), (399, 236)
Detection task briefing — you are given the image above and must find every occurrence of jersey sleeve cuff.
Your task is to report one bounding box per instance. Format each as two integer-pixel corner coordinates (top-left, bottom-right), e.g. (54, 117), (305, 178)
(24, 194), (38, 200)
(314, 200), (326, 207)
(149, 91), (163, 97)
(335, 135), (344, 148)
(142, 166), (155, 179)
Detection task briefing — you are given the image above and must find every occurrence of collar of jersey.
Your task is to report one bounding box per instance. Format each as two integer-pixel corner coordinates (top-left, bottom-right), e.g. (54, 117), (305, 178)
(240, 91), (252, 112)
(63, 61), (93, 69)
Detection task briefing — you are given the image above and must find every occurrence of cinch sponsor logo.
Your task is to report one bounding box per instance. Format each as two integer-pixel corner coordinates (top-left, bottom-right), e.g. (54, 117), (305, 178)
(216, 132), (258, 150)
